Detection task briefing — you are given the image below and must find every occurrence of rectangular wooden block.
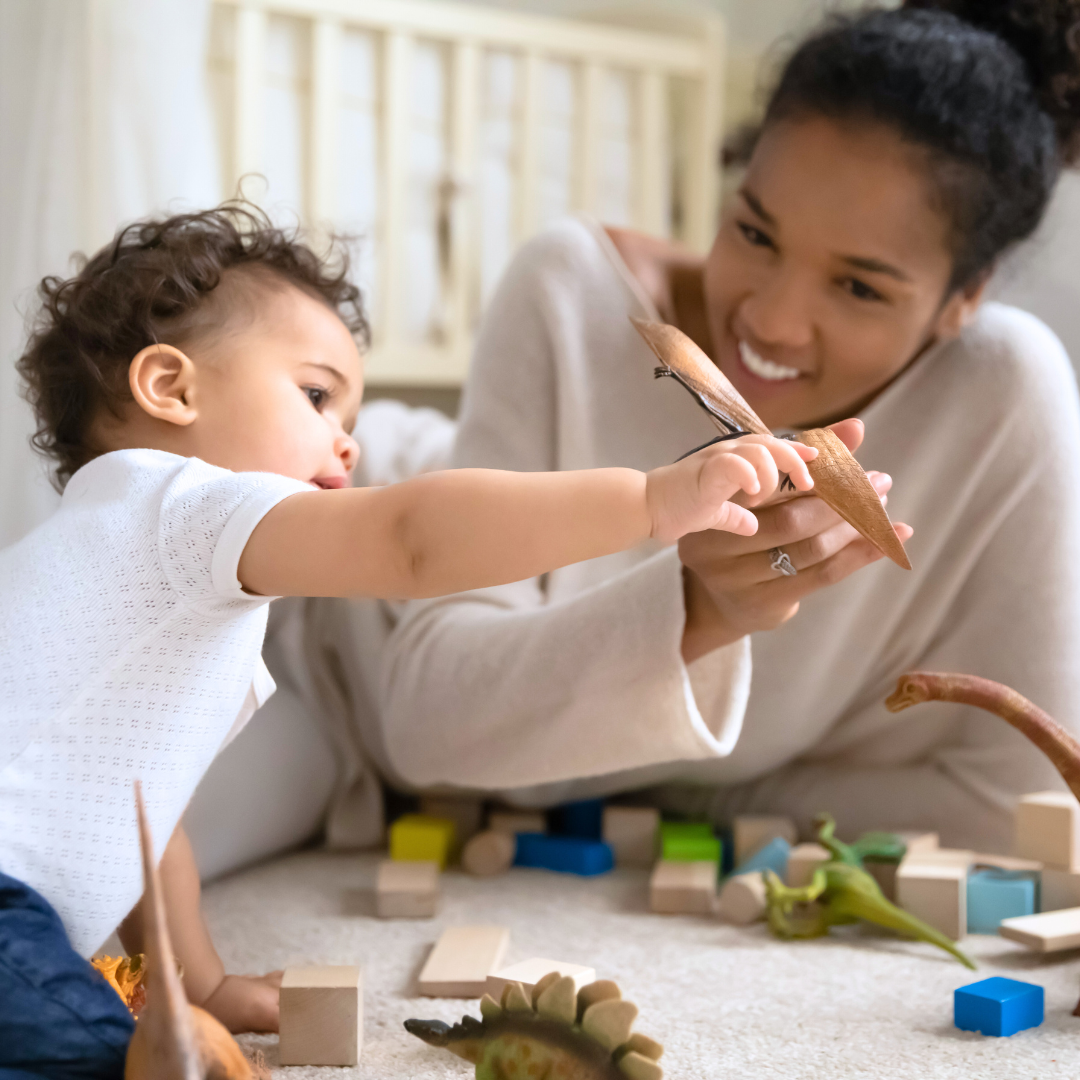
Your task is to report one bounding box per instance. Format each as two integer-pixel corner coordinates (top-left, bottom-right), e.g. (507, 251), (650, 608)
(733, 815), (798, 865)
(896, 831), (939, 855)
(389, 814), (456, 870)
(1015, 791), (1080, 871)
(973, 853), (1043, 873)
(602, 806), (660, 867)
(376, 859), (439, 919)
(649, 859), (717, 915)
(901, 848), (974, 869)
(999, 906), (1080, 952)
(419, 796), (484, 854)
(488, 810), (547, 835)
(1041, 868), (1080, 912)
(418, 926), (510, 997)
(485, 958), (596, 1002)
(896, 861), (967, 940)
(280, 965), (362, 1066)
(786, 843), (829, 887)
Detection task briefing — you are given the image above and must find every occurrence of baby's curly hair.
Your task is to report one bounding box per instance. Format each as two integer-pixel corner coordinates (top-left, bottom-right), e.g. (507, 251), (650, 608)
(17, 202), (370, 490)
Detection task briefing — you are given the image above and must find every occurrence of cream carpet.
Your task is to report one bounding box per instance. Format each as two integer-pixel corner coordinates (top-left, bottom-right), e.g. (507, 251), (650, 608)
(205, 850), (1080, 1079)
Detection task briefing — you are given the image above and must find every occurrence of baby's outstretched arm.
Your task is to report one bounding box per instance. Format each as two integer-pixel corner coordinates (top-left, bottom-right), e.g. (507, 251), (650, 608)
(118, 824), (282, 1033)
(238, 434), (815, 598)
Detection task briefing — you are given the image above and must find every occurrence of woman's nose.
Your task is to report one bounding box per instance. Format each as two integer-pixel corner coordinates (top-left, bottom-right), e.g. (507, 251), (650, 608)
(740, 267), (815, 350)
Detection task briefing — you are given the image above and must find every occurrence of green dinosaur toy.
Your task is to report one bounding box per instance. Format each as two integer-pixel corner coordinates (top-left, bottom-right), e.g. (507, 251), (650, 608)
(405, 974), (664, 1080)
(763, 813), (975, 969)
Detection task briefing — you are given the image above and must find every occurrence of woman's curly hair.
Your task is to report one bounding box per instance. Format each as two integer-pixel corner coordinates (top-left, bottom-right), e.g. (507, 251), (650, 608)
(17, 202), (370, 490)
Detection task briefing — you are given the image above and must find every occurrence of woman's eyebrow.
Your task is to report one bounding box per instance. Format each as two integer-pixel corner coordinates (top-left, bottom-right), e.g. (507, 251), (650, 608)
(839, 254), (912, 283)
(738, 188), (775, 225)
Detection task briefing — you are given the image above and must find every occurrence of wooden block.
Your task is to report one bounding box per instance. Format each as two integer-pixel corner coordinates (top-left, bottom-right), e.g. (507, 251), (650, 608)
(865, 859), (899, 902)
(999, 907), (1080, 953)
(786, 843), (829, 887)
(649, 860), (717, 915)
(1015, 791), (1080, 871)
(485, 958), (596, 1002)
(389, 814), (456, 870)
(1041, 868), (1080, 912)
(973, 853), (1043, 873)
(419, 796), (484, 855)
(901, 848), (974, 869)
(602, 806), (660, 867)
(896, 861), (967, 940)
(716, 870), (767, 925)
(376, 859), (439, 919)
(280, 965), (362, 1066)
(462, 830), (516, 877)
(488, 810), (547, 835)
(733, 815), (798, 865)
(418, 926), (510, 997)
(896, 831), (939, 855)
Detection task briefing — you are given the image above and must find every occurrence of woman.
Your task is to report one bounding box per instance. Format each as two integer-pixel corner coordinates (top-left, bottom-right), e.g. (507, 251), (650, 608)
(376, 1), (1080, 851)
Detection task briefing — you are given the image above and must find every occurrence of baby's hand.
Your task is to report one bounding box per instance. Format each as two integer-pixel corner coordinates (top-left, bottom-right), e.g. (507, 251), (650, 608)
(202, 970), (283, 1033)
(646, 434), (817, 544)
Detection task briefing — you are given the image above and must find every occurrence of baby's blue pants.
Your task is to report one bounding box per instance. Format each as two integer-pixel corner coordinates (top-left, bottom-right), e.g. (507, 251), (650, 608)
(0, 871), (133, 1078)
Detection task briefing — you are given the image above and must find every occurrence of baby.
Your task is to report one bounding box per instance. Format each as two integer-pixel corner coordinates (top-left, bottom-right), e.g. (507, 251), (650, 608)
(0, 205), (814, 1065)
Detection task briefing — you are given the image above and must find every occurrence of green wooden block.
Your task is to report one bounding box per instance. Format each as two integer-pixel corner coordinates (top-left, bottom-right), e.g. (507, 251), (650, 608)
(389, 814), (456, 869)
(660, 823), (721, 864)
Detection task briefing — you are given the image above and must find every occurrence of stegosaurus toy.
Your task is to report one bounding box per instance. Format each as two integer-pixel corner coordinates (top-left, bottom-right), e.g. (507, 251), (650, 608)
(406, 974), (664, 1079)
(763, 813), (976, 969)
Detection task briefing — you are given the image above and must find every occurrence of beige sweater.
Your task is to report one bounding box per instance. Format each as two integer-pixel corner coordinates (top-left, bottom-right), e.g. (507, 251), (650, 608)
(374, 217), (1080, 851)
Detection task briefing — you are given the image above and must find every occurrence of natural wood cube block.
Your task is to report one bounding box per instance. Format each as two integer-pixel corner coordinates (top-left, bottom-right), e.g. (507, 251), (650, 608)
(602, 806), (660, 867)
(901, 848), (974, 869)
(896, 861), (967, 940)
(716, 870), (767, 925)
(488, 809), (547, 835)
(1015, 791), (1080, 871)
(279, 965), (362, 1066)
(418, 926), (510, 997)
(896, 831), (939, 855)
(649, 860), (717, 915)
(1041, 868), (1080, 912)
(485, 958), (596, 1002)
(376, 859), (439, 918)
(786, 843), (829, 887)
(733, 815), (798, 866)
(999, 906), (1080, 952)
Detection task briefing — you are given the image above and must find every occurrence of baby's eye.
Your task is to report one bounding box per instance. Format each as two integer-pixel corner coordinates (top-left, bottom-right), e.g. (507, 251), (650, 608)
(303, 385), (331, 410)
(842, 277), (884, 303)
(737, 221), (775, 250)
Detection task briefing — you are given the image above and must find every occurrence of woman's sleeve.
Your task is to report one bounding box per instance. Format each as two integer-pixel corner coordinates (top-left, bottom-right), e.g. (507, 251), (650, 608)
(379, 233), (750, 790)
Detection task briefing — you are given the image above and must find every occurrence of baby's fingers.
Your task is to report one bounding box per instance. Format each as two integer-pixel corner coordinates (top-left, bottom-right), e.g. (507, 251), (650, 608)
(771, 439), (816, 491)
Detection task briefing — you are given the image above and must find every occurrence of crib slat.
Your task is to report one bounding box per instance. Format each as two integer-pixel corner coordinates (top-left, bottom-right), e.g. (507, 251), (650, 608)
(636, 70), (667, 236)
(515, 51), (542, 243)
(575, 61), (604, 215)
(447, 40), (480, 363)
(682, 16), (725, 252)
(234, 6), (268, 190)
(309, 18), (342, 230)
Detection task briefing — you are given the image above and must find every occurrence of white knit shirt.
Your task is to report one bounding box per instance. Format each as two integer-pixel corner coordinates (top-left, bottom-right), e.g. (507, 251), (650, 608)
(0, 449), (310, 955)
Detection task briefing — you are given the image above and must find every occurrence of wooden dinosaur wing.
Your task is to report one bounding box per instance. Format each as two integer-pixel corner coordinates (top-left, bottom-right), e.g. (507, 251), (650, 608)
(798, 427), (911, 570)
(630, 316), (770, 436)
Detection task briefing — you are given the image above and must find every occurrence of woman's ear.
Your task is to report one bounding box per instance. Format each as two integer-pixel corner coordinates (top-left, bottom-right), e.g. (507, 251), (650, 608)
(933, 271), (992, 341)
(129, 344), (198, 426)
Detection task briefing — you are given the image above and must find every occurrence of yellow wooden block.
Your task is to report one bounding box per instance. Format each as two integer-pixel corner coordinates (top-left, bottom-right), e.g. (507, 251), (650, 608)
(390, 814), (456, 870)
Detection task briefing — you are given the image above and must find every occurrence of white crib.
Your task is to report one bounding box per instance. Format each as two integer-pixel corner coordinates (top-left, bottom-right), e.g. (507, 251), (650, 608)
(208, 0), (725, 386)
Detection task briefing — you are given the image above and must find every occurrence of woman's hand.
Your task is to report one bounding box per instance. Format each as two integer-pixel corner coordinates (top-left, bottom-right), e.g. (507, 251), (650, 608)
(679, 419), (914, 662)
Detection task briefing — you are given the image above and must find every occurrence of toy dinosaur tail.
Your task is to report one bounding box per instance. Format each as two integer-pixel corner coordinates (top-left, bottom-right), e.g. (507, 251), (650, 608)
(886, 672), (1080, 803)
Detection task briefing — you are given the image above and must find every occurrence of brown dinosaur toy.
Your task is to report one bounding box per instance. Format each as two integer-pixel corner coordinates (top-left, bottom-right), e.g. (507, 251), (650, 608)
(886, 671), (1080, 1015)
(631, 316), (911, 569)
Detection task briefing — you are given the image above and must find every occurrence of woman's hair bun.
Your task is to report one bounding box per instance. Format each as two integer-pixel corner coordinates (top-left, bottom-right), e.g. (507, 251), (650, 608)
(905, 0), (1080, 161)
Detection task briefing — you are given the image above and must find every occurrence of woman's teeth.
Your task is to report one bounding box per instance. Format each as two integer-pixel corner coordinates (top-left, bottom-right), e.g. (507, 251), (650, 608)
(739, 341), (801, 382)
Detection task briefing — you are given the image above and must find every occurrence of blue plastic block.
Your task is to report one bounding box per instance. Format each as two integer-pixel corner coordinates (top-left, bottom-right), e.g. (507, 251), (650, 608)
(514, 833), (614, 876)
(967, 869), (1037, 934)
(732, 836), (791, 879)
(553, 798), (605, 839)
(954, 977), (1044, 1037)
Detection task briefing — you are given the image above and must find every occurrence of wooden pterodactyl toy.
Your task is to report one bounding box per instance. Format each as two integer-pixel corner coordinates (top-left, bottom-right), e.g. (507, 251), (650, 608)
(631, 317), (911, 570)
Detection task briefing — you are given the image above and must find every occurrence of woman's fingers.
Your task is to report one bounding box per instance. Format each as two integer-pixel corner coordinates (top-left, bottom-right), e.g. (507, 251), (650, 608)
(828, 417), (864, 452)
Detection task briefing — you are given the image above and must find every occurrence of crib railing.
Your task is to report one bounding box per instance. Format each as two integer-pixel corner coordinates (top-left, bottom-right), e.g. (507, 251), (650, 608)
(210, 0), (725, 385)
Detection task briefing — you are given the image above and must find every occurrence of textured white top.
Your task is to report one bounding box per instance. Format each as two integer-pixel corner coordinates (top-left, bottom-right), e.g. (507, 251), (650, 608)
(381, 217), (1080, 852)
(0, 449), (310, 955)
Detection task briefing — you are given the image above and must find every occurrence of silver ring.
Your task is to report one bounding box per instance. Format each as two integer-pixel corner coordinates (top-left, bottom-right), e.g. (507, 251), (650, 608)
(769, 547), (797, 577)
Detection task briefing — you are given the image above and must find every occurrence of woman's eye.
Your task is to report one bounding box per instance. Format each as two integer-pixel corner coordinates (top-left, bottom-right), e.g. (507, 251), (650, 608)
(843, 278), (884, 303)
(304, 386), (330, 410)
(737, 221), (775, 249)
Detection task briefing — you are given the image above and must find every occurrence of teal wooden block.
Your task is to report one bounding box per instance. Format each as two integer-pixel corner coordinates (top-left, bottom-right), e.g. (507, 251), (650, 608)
(967, 869), (1037, 934)
(732, 836), (791, 879)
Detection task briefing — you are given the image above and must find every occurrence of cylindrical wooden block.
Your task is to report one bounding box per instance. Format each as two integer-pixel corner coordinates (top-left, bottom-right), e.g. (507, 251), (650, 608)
(462, 829), (516, 877)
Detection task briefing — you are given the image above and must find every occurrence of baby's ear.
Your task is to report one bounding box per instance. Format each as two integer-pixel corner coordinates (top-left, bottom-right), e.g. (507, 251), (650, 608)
(129, 344), (198, 426)
(934, 271), (991, 341)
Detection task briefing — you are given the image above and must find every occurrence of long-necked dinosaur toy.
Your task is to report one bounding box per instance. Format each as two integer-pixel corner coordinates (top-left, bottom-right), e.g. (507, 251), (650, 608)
(631, 316), (911, 569)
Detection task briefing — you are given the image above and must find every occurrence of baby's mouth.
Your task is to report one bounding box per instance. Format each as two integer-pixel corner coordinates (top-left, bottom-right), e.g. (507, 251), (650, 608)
(312, 475), (347, 490)
(738, 340), (802, 382)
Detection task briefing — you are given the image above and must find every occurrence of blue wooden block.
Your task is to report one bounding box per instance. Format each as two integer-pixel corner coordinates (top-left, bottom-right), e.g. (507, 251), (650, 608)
(732, 837), (791, 879)
(553, 798), (605, 839)
(954, 977), (1044, 1037)
(514, 833), (614, 876)
(967, 869), (1037, 934)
